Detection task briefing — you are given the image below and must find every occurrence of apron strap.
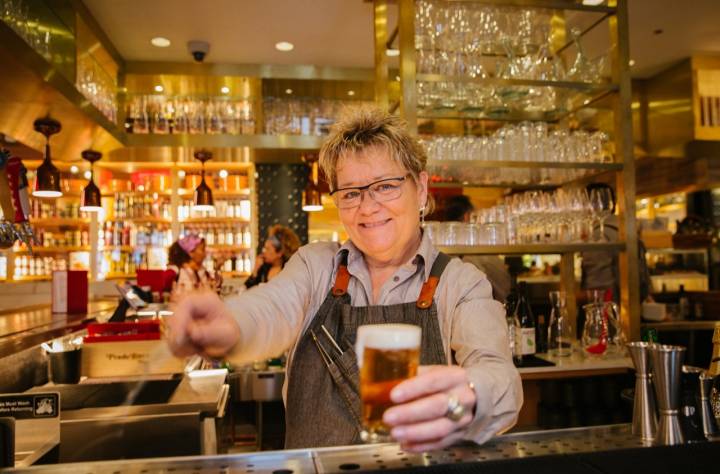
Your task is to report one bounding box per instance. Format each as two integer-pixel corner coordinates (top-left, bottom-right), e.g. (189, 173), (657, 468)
(417, 252), (451, 309)
(332, 250), (351, 296)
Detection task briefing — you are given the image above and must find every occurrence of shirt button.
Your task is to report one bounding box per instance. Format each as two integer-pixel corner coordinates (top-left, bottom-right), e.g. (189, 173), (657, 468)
(393, 276), (400, 282)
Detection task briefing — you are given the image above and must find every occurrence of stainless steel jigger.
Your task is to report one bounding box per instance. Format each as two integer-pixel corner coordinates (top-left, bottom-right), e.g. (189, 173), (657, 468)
(699, 371), (719, 440)
(627, 341), (657, 442)
(649, 344), (686, 446)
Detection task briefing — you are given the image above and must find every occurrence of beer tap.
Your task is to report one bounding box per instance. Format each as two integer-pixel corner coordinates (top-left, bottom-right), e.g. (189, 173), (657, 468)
(0, 150), (19, 249)
(6, 155), (35, 252)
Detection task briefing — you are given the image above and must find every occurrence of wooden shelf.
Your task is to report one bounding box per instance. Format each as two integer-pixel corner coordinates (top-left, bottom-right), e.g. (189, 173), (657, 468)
(31, 218), (90, 227)
(438, 242), (626, 255)
(100, 245), (134, 252)
(104, 273), (136, 280)
(180, 217), (250, 225)
(13, 246), (91, 254)
(221, 271), (250, 278)
(12, 275), (52, 282)
(126, 217), (172, 225)
(125, 133), (325, 150)
(207, 245), (251, 252)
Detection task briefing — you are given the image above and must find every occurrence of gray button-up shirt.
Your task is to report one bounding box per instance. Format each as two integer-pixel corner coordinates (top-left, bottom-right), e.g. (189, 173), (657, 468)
(226, 231), (523, 444)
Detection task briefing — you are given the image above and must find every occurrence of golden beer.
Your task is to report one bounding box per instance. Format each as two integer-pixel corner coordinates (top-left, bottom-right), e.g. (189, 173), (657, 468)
(356, 324), (421, 442)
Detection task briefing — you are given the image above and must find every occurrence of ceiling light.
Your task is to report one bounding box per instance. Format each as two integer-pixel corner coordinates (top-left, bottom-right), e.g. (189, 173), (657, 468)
(219, 169), (228, 179)
(395, 75), (401, 82)
(70, 165), (79, 174)
(347, 90), (355, 97)
(285, 88), (293, 95)
(32, 116), (63, 198)
(275, 41), (294, 52)
(151, 37), (171, 48)
(582, 0), (604, 5)
(83, 170), (92, 180)
(220, 86), (230, 95)
(386, 48), (400, 57)
(154, 85), (164, 93)
(629, 59), (635, 67)
(178, 170), (186, 178)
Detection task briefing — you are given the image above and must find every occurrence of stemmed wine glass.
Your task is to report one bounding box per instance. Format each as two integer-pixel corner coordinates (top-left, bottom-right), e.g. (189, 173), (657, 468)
(590, 187), (614, 241)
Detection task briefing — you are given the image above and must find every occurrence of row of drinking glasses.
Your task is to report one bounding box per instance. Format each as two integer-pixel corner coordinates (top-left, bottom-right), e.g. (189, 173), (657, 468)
(1, 0), (52, 60)
(424, 221), (508, 246)
(426, 187), (613, 246)
(421, 123), (611, 163)
(415, 0), (606, 84)
(427, 166), (597, 187)
(263, 98), (373, 136)
(128, 96), (256, 135)
(77, 54), (118, 123)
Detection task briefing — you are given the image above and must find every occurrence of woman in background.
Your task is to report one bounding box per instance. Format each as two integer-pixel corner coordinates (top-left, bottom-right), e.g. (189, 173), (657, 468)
(245, 224), (301, 288)
(168, 234), (219, 299)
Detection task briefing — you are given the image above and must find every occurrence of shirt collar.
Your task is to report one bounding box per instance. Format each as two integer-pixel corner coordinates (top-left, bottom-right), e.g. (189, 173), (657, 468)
(334, 229), (438, 282)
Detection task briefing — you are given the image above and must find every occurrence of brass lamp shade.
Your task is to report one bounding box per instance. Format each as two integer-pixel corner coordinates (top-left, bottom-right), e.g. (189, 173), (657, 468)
(302, 182), (323, 212)
(193, 178), (214, 212)
(33, 155), (62, 198)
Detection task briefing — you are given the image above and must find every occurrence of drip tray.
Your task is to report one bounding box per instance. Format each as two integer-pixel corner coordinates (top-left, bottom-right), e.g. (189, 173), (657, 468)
(27, 378), (182, 409)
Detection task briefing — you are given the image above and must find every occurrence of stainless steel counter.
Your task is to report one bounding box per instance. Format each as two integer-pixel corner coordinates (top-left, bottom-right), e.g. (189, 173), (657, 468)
(8, 424), (719, 473)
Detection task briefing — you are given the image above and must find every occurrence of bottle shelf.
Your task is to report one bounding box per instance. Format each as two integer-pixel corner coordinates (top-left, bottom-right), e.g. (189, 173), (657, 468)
(100, 245), (135, 252)
(13, 246), (91, 254)
(104, 273), (136, 280)
(180, 217), (251, 225)
(12, 275), (52, 282)
(221, 271), (250, 278)
(125, 133), (325, 150)
(125, 217), (172, 225)
(207, 245), (251, 252)
(31, 218), (90, 227)
(437, 242), (626, 255)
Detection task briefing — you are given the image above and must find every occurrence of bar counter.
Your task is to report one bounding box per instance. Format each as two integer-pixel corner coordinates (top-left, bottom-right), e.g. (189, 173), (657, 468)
(5, 424), (719, 473)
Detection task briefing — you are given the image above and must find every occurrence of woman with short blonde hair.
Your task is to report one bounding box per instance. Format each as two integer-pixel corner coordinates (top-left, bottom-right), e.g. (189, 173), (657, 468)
(169, 106), (522, 451)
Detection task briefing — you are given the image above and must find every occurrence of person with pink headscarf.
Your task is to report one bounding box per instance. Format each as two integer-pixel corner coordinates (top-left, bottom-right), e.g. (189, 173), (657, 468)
(167, 234), (219, 300)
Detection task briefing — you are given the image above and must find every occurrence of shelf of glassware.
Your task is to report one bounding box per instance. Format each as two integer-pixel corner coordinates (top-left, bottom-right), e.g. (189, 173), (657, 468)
(416, 75), (618, 122)
(460, 0), (616, 13)
(427, 160), (622, 188)
(437, 242), (626, 256)
(12, 246), (91, 254)
(125, 133), (326, 150)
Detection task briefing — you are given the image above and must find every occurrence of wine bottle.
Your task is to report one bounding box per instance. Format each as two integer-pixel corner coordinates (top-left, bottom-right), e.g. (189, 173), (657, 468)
(514, 282), (536, 357)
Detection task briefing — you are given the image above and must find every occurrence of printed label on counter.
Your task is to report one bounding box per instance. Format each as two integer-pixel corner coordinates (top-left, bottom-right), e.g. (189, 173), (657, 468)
(0, 393), (59, 419)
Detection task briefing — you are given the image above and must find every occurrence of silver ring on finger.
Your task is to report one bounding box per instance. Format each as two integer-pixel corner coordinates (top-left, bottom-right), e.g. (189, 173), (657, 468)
(444, 394), (465, 422)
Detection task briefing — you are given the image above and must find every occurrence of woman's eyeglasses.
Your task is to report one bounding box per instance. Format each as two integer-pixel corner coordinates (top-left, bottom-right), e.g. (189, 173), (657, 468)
(330, 174), (411, 209)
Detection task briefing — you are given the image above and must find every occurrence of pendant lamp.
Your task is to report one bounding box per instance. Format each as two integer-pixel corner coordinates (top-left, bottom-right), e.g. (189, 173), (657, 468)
(32, 116), (62, 198)
(80, 150), (102, 212)
(302, 153), (323, 212)
(193, 150), (214, 212)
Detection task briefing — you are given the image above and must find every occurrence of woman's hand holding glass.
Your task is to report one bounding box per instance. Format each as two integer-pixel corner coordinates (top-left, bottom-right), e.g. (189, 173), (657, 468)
(383, 365), (476, 452)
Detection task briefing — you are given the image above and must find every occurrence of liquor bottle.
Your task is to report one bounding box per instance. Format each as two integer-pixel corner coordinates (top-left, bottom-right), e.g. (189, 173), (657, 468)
(514, 282), (536, 357)
(505, 286), (522, 365)
(678, 285), (691, 320)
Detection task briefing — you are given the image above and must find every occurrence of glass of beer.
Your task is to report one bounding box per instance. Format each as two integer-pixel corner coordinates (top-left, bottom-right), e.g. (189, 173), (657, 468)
(356, 323), (421, 443)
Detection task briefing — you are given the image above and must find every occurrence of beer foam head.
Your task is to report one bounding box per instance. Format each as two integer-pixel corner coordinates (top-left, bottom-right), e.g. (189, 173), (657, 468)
(355, 324), (421, 367)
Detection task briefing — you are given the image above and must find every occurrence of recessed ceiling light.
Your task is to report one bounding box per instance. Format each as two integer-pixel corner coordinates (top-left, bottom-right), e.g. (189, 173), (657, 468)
(347, 90), (355, 97)
(395, 75), (401, 82)
(83, 170), (92, 180)
(220, 86), (230, 95)
(275, 41), (294, 52)
(285, 88), (293, 95)
(154, 85), (164, 92)
(629, 59), (635, 67)
(70, 165), (79, 174)
(386, 48), (400, 57)
(582, 0), (604, 5)
(151, 37), (171, 48)
(178, 170), (186, 178)
(219, 169), (228, 179)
